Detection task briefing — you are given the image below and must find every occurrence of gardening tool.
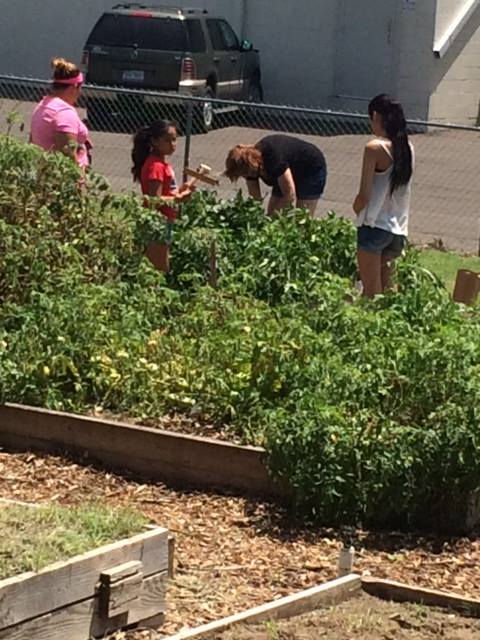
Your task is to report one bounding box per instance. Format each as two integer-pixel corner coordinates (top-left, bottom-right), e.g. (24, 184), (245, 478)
(184, 163), (220, 187)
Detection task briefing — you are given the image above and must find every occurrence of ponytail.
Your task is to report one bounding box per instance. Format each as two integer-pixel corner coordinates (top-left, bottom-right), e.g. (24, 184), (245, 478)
(131, 119), (176, 182)
(131, 126), (152, 182)
(368, 94), (412, 195)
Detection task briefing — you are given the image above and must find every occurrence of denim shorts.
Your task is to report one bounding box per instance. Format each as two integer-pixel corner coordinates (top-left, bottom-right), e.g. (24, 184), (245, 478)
(272, 166), (326, 200)
(357, 225), (406, 258)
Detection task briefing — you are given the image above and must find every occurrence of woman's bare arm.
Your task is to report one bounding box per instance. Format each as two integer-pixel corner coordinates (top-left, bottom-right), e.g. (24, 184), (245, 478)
(53, 132), (78, 160)
(353, 142), (378, 214)
(266, 168), (296, 215)
(246, 178), (262, 200)
(276, 168), (296, 204)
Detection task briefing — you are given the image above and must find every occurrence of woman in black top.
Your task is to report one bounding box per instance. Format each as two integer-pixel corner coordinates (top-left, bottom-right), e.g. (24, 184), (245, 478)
(225, 134), (327, 216)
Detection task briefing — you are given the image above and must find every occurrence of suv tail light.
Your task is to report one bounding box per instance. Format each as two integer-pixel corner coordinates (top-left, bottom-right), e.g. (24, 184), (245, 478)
(181, 57), (196, 81)
(80, 49), (89, 72)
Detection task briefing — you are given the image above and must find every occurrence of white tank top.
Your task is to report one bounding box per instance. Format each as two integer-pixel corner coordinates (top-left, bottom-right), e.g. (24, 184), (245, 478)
(356, 139), (414, 236)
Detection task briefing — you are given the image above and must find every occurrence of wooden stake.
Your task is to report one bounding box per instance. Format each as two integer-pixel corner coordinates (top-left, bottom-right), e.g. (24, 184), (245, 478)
(184, 167), (220, 186)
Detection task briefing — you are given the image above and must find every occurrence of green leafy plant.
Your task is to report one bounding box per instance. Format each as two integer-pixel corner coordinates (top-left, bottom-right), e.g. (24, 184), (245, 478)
(1, 136), (480, 530)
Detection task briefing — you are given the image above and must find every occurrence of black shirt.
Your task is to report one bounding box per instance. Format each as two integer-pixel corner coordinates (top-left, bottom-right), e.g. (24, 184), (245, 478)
(255, 135), (326, 187)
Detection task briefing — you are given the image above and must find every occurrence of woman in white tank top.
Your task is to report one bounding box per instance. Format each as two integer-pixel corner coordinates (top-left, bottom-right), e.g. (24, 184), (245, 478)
(353, 94), (414, 298)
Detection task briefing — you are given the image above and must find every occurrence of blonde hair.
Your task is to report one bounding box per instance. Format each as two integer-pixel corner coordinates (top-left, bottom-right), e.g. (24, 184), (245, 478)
(224, 144), (262, 181)
(51, 57), (81, 83)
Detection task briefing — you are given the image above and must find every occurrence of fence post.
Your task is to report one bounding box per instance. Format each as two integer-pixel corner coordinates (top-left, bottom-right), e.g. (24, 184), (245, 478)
(183, 101), (193, 184)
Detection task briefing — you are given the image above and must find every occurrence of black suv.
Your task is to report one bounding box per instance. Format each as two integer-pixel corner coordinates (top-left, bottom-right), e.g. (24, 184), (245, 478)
(82, 3), (263, 131)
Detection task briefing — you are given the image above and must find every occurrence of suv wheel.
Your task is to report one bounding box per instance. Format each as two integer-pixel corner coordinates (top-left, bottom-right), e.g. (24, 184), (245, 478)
(194, 87), (215, 133)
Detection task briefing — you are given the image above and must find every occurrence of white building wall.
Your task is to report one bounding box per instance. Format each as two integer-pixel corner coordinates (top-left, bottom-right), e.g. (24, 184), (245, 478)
(435, 0), (470, 32)
(394, 0), (480, 124)
(429, 0), (480, 124)
(242, 0), (337, 106)
(395, 0), (438, 121)
(0, 1), (478, 123)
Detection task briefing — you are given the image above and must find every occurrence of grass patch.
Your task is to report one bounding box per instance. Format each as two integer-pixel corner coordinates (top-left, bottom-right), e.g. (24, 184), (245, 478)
(418, 248), (480, 292)
(0, 503), (147, 579)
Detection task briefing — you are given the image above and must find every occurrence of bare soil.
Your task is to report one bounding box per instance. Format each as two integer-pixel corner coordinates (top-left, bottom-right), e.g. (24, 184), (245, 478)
(0, 449), (479, 638)
(218, 594), (480, 640)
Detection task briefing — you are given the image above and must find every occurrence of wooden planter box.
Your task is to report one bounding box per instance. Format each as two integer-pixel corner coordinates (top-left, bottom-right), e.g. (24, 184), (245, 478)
(0, 403), (479, 533)
(0, 404), (279, 498)
(0, 526), (172, 640)
(161, 575), (480, 640)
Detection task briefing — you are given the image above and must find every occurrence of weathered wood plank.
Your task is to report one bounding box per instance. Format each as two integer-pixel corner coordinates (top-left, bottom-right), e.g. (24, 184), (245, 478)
(0, 571), (167, 640)
(0, 403), (281, 497)
(163, 574), (362, 640)
(0, 527), (168, 629)
(106, 572), (144, 617)
(168, 536), (175, 578)
(361, 577), (480, 616)
(99, 561), (144, 618)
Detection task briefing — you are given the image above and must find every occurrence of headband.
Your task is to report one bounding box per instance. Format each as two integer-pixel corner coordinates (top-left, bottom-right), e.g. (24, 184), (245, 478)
(53, 72), (84, 86)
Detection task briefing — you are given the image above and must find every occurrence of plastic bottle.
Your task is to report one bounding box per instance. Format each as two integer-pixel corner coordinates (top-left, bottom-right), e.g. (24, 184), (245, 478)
(338, 544), (355, 577)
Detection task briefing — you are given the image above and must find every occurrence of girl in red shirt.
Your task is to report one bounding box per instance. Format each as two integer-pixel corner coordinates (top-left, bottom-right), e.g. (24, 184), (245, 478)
(131, 119), (194, 221)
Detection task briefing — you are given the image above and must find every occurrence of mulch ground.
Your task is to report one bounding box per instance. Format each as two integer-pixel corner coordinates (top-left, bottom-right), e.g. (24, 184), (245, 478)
(0, 448), (479, 639)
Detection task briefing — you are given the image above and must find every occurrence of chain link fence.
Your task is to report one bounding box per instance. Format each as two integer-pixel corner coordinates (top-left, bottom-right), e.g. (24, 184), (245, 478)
(1, 75), (479, 254)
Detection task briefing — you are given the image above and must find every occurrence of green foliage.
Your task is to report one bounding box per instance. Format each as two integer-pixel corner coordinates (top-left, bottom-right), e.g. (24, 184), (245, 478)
(418, 247), (480, 292)
(1, 136), (480, 530)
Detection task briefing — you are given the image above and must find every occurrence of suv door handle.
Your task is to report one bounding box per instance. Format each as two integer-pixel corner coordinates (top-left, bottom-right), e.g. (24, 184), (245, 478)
(230, 57), (237, 62)
(213, 56), (220, 63)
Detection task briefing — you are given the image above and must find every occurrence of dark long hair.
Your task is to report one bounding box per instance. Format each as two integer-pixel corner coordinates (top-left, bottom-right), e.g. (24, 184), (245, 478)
(131, 119), (176, 182)
(368, 94), (412, 194)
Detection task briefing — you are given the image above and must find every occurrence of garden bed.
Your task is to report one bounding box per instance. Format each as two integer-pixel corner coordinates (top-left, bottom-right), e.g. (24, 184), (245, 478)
(0, 501), (171, 640)
(0, 501), (147, 579)
(0, 403), (278, 497)
(1, 403), (479, 534)
(2, 136), (480, 533)
(0, 449), (479, 638)
(214, 592), (480, 640)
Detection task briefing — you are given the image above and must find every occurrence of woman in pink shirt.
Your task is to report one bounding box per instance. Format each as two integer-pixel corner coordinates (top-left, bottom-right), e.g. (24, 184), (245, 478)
(30, 58), (91, 169)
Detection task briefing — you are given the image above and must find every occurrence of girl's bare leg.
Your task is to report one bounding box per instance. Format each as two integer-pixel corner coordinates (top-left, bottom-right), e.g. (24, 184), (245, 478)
(266, 195), (289, 216)
(357, 249), (382, 298)
(381, 255), (396, 292)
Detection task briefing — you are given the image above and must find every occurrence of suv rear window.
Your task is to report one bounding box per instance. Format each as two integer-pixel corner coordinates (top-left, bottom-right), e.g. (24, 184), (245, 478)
(185, 19), (206, 53)
(87, 14), (188, 51)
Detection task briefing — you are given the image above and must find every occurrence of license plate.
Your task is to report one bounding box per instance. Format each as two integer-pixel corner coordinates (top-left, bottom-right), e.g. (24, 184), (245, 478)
(122, 70), (144, 82)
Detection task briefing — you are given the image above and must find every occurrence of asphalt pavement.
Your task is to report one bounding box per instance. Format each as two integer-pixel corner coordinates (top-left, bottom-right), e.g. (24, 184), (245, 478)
(1, 96), (478, 253)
